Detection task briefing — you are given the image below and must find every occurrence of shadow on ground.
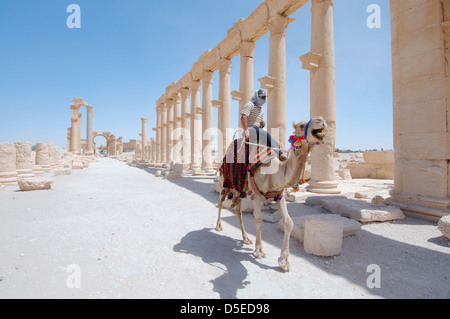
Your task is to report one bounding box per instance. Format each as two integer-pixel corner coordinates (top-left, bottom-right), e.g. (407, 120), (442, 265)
(173, 227), (281, 299)
(139, 166), (450, 298)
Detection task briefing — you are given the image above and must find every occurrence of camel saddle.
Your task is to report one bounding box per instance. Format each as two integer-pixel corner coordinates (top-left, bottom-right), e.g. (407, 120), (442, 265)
(219, 139), (279, 199)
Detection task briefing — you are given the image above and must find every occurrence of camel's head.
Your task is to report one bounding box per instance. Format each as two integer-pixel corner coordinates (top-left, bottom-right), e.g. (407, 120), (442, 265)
(292, 116), (327, 146)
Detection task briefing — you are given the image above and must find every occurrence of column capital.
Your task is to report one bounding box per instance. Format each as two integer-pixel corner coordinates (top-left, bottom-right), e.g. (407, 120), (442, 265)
(311, 0), (334, 11)
(181, 88), (191, 99)
(141, 117), (147, 123)
(218, 58), (232, 73)
(240, 41), (256, 58)
(70, 104), (80, 111)
(86, 105), (93, 112)
(171, 92), (181, 102)
(190, 80), (202, 92)
(268, 14), (295, 37)
(201, 71), (214, 84)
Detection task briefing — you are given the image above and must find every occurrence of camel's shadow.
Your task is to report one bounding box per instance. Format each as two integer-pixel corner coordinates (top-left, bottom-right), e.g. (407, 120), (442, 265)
(173, 228), (281, 299)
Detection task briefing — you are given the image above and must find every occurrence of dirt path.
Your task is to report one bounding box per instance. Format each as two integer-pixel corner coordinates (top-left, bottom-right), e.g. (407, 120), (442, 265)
(0, 158), (448, 298)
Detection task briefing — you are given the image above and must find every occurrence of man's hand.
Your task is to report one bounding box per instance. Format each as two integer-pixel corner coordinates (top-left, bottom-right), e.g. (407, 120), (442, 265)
(260, 121), (266, 128)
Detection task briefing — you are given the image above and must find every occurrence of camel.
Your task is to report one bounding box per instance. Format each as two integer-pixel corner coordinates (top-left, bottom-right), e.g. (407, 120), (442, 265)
(216, 116), (327, 272)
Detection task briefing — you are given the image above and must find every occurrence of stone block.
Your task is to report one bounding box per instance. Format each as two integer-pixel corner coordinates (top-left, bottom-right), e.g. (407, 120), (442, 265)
(18, 177), (53, 191)
(398, 159), (448, 198)
(363, 151), (394, 164)
(261, 210), (282, 223)
(279, 214), (361, 243)
(304, 215), (343, 257)
(438, 215), (450, 240)
(53, 169), (72, 176)
(305, 196), (405, 223)
(72, 160), (84, 170)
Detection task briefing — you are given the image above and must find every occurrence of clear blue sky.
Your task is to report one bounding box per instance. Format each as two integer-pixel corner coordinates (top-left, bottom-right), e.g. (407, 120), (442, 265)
(0, 0), (393, 151)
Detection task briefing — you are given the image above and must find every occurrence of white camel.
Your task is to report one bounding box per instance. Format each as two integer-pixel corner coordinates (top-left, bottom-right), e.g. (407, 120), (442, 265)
(216, 116), (327, 271)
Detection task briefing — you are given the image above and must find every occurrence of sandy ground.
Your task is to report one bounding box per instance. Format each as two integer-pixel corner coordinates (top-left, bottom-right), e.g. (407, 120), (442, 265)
(0, 157), (449, 299)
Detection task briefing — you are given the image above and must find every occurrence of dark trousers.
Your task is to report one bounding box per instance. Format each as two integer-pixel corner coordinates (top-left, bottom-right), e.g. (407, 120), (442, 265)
(248, 127), (283, 156)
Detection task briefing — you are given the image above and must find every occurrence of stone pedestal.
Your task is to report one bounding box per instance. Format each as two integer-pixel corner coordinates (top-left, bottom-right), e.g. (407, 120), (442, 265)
(304, 215), (343, 257)
(14, 142), (34, 178)
(0, 143), (18, 185)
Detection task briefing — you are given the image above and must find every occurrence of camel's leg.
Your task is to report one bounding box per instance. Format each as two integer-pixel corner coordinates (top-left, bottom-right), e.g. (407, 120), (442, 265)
(235, 201), (253, 245)
(252, 196), (266, 258)
(276, 197), (293, 272)
(215, 193), (225, 231)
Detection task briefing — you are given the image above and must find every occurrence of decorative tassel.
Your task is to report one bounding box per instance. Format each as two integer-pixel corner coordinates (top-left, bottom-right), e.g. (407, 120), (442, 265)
(240, 191), (246, 199)
(228, 192), (234, 200)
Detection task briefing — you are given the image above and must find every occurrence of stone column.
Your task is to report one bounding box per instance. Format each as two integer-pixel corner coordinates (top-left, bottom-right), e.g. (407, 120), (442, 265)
(166, 99), (174, 165)
(260, 14), (295, 152)
(141, 118), (148, 161)
(0, 143), (18, 185)
(117, 137), (123, 158)
(67, 128), (71, 152)
(213, 58), (232, 159)
(155, 106), (162, 164)
(108, 136), (117, 157)
(386, 0), (450, 221)
(47, 142), (59, 169)
(85, 105), (94, 155)
(161, 104), (167, 165)
(301, 0), (340, 194)
(35, 142), (50, 172)
(181, 88), (191, 165)
(190, 80), (202, 170)
(70, 104), (81, 155)
(172, 93), (182, 163)
(15, 142), (34, 178)
(201, 71), (215, 173)
(233, 41), (256, 127)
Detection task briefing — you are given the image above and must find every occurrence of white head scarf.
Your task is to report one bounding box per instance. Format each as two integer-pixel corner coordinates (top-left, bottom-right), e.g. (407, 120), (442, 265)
(251, 89), (267, 107)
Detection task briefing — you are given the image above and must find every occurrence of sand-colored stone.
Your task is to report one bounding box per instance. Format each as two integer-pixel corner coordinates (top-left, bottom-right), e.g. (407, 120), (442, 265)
(35, 143), (51, 172)
(53, 168), (72, 176)
(18, 177), (53, 191)
(303, 215), (343, 257)
(305, 196), (405, 223)
(390, 0), (450, 220)
(279, 214), (361, 243)
(437, 215), (450, 240)
(347, 151), (394, 180)
(0, 143), (18, 185)
(14, 142), (34, 178)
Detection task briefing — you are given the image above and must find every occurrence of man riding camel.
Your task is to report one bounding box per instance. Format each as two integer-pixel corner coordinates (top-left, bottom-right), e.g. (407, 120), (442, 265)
(240, 89), (287, 162)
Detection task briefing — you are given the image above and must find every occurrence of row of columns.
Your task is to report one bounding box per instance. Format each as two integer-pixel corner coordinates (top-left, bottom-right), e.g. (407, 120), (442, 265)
(151, 0), (338, 193)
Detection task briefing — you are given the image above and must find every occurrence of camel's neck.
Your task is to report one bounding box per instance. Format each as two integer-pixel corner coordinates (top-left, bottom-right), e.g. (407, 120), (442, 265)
(276, 144), (311, 189)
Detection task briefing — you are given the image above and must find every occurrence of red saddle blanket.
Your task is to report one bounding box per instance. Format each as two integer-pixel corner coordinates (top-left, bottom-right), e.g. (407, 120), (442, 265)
(219, 139), (277, 195)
